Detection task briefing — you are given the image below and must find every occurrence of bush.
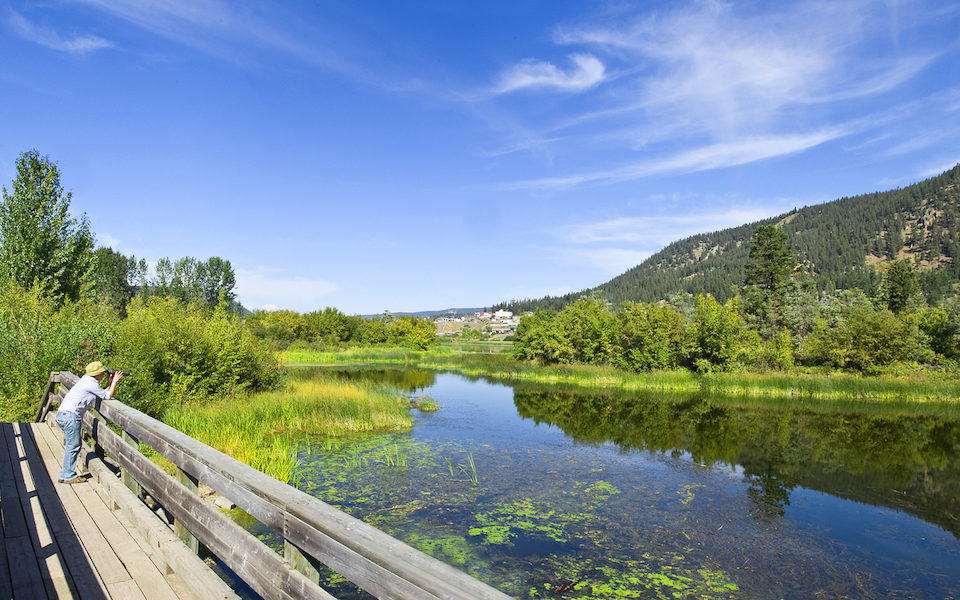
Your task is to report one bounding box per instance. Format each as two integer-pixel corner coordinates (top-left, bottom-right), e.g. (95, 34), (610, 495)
(615, 302), (686, 371)
(513, 309), (570, 363)
(803, 304), (921, 371)
(113, 296), (281, 417)
(687, 294), (749, 371)
(0, 284), (118, 421)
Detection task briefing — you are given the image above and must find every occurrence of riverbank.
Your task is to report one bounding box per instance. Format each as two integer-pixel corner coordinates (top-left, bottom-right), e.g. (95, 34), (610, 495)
(281, 344), (960, 406)
(158, 370), (414, 481)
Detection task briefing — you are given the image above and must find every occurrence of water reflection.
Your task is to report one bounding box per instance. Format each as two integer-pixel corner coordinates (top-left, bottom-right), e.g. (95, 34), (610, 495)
(512, 385), (960, 538)
(278, 368), (960, 599)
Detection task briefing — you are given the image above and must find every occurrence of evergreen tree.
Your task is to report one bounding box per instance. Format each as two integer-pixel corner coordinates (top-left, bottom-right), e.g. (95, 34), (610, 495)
(744, 225), (797, 293)
(880, 260), (922, 313)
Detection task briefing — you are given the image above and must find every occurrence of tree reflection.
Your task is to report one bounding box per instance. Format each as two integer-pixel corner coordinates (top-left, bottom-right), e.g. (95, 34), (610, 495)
(512, 385), (960, 537)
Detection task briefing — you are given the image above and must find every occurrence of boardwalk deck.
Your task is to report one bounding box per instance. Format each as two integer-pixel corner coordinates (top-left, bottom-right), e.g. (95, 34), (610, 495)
(0, 421), (214, 600)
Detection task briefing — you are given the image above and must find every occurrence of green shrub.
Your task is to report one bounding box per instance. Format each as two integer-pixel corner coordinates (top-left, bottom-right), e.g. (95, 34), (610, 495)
(0, 284), (117, 421)
(113, 296), (281, 417)
(803, 304), (920, 371)
(687, 294), (749, 371)
(615, 302), (686, 371)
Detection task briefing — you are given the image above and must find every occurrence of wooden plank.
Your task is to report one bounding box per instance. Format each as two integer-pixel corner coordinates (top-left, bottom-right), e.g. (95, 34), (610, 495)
(72, 482), (180, 600)
(12, 422), (78, 600)
(84, 418), (336, 600)
(0, 422), (31, 539)
(1, 423), (53, 600)
(106, 578), (147, 600)
(66, 428), (239, 600)
(26, 423), (114, 600)
(90, 400), (512, 600)
(5, 535), (48, 600)
(26, 421), (125, 596)
(0, 528), (11, 600)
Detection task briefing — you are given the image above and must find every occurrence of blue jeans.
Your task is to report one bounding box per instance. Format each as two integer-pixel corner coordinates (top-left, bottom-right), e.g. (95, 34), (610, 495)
(56, 412), (83, 480)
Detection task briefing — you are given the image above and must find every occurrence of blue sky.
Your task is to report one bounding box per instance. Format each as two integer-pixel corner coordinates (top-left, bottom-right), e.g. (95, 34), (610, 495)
(2, 1), (959, 314)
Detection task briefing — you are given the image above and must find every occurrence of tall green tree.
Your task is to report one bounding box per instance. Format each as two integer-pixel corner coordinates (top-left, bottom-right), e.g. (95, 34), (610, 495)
(880, 260), (922, 313)
(148, 255), (237, 310)
(745, 225), (798, 293)
(743, 225), (800, 339)
(92, 247), (147, 315)
(0, 150), (94, 303)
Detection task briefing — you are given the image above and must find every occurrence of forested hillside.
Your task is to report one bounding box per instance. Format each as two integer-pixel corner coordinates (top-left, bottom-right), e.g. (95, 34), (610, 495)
(499, 164), (960, 312)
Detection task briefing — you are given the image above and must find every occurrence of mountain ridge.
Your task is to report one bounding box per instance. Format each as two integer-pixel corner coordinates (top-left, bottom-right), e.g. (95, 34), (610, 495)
(496, 164), (960, 313)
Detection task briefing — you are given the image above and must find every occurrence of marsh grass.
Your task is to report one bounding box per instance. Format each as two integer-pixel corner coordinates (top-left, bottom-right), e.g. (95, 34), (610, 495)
(280, 346), (960, 406)
(163, 374), (413, 481)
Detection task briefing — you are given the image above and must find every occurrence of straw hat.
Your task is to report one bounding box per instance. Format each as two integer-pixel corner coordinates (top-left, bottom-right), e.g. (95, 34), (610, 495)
(85, 361), (107, 377)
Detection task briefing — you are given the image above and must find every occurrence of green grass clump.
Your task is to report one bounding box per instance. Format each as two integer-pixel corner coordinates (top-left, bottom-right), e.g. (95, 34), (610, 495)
(164, 373), (413, 481)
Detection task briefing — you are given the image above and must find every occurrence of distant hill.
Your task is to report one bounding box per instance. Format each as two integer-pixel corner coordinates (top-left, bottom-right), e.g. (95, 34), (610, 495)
(497, 164), (960, 312)
(363, 308), (486, 319)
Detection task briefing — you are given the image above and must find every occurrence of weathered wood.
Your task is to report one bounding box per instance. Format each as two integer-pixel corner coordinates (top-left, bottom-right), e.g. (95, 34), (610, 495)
(175, 467), (201, 554)
(122, 430), (143, 496)
(37, 421), (240, 600)
(6, 535), (47, 600)
(94, 398), (512, 600)
(0, 423), (55, 600)
(285, 540), (321, 585)
(32, 372), (59, 424)
(84, 412), (337, 600)
(0, 528), (11, 600)
(47, 370), (512, 600)
(12, 423), (110, 600)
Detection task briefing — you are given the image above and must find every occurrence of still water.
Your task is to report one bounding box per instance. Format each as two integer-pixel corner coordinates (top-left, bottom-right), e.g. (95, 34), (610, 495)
(274, 368), (960, 599)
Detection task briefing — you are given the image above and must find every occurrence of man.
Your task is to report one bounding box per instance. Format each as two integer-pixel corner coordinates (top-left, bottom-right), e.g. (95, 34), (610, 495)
(55, 361), (123, 484)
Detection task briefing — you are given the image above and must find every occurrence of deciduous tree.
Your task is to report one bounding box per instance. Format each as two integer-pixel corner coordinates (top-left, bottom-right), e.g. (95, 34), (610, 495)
(0, 150), (94, 303)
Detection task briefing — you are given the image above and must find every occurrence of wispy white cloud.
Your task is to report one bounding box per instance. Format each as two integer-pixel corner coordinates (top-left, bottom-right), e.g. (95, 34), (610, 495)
(506, 130), (842, 190)
(546, 203), (792, 277)
(485, 0), (941, 185)
(564, 209), (773, 246)
(9, 10), (112, 53)
(917, 159), (960, 180)
(72, 0), (350, 72)
(493, 53), (606, 94)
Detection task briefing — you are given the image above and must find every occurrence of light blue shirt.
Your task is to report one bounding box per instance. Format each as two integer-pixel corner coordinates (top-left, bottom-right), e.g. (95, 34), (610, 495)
(58, 374), (111, 418)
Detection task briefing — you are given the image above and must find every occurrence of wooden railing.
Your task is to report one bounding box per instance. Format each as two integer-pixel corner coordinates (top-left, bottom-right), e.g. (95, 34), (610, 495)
(37, 371), (513, 600)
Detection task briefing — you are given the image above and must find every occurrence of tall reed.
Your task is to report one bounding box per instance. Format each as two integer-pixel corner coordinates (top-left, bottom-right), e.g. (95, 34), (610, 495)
(165, 373), (413, 481)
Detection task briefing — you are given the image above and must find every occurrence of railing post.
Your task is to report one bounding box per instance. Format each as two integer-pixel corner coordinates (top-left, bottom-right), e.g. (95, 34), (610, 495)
(121, 431), (143, 496)
(176, 468), (201, 554)
(34, 372), (60, 423)
(284, 540), (321, 585)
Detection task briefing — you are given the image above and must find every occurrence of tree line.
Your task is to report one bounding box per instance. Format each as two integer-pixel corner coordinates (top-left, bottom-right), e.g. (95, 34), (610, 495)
(513, 225), (960, 373)
(0, 151), (272, 420)
(0, 150), (437, 421)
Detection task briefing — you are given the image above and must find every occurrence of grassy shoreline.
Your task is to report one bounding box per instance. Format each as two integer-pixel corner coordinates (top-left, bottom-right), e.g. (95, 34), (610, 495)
(160, 372), (414, 481)
(281, 345), (960, 404)
(157, 344), (960, 481)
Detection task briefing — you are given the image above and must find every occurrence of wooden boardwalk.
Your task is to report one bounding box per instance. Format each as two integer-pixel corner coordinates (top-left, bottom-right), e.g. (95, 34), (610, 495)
(0, 421), (220, 600)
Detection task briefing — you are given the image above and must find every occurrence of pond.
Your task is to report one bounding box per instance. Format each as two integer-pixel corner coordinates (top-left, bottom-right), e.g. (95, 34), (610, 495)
(253, 368), (960, 599)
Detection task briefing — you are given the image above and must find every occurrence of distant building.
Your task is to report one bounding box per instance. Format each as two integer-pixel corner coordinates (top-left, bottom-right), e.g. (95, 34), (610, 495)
(494, 309), (513, 319)
(476, 312), (493, 319)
